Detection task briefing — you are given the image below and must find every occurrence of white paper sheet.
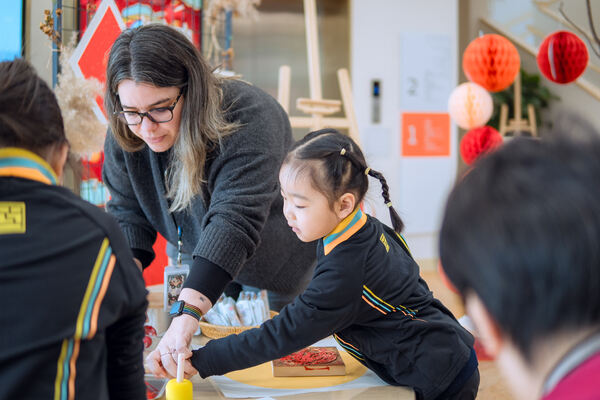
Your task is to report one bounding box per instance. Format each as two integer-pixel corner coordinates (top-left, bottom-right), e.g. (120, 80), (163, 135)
(196, 337), (389, 398)
(399, 33), (452, 111)
(209, 368), (388, 398)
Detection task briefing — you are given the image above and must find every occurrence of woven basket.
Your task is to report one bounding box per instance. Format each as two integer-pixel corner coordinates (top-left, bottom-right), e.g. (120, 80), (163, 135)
(199, 311), (278, 339)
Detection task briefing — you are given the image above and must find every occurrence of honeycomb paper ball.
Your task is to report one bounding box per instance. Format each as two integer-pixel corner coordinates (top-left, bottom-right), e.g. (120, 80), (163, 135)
(463, 34), (521, 92)
(537, 30), (588, 84)
(460, 126), (503, 165)
(448, 82), (493, 130)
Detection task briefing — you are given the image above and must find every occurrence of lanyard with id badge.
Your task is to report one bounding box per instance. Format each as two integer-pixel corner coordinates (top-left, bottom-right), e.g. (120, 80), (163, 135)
(163, 226), (190, 311)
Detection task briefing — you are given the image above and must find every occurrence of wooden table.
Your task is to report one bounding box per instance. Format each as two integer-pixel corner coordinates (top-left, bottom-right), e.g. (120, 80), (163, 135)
(146, 287), (414, 399)
(148, 334), (414, 400)
(186, 375), (415, 399)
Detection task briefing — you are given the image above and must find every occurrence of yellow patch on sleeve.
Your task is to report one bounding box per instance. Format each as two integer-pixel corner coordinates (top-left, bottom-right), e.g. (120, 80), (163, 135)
(379, 233), (389, 252)
(0, 202), (26, 234)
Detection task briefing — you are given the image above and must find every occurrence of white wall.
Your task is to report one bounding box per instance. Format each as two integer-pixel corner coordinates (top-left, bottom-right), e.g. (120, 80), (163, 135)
(351, 0), (459, 261)
(25, 0), (54, 85)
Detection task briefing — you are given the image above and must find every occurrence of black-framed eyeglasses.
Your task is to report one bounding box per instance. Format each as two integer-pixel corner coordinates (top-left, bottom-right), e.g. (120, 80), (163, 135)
(116, 89), (183, 125)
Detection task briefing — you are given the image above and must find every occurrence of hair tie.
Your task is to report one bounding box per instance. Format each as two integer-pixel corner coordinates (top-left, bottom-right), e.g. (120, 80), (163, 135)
(386, 202), (393, 208)
(364, 167), (371, 175)
(340, 148), (346, 156)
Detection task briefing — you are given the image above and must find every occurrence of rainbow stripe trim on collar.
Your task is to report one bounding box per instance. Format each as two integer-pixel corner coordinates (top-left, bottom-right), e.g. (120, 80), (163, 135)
(323, 208), (367, 255)
(0, 147), (58, 185)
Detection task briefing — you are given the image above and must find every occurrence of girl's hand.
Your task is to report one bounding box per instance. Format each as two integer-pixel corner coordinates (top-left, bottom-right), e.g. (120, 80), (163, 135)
(145, 315), (198, 378)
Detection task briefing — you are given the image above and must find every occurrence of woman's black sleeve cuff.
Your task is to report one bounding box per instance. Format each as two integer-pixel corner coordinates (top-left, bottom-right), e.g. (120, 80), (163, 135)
(131, 248), (154, 269)
(183, 256), (232, 305)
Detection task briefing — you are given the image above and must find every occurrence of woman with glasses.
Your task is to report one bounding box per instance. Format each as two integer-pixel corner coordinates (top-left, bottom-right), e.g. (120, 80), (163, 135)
(103, 24), (316, 379)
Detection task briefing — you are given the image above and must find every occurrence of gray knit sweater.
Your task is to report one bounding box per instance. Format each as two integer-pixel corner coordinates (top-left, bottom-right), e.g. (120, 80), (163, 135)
(103, 79), (316, 295)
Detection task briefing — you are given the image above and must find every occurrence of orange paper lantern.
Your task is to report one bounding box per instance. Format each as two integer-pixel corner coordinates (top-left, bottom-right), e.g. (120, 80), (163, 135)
(463, 34), (521, 92)
(537, 31), (588, 84)
(448, 82), (493, 130)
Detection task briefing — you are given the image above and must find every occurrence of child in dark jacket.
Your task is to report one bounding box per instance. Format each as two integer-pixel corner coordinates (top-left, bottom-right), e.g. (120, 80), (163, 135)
(190, 129), (479, 400)
(440, 124), (600, 400)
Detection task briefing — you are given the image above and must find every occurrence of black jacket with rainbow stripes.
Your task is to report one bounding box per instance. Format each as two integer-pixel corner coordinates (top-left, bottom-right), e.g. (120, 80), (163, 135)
(0, 148), (148, 400)
(192, 208), (474, 399)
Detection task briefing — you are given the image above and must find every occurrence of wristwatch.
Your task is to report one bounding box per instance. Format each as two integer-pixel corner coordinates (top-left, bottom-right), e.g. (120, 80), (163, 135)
(169, 300), (203, 321)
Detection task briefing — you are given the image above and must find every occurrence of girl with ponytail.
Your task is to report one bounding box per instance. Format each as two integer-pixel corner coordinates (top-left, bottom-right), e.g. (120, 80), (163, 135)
(189, 129), (479, 400)
(282, 127), (404, 234)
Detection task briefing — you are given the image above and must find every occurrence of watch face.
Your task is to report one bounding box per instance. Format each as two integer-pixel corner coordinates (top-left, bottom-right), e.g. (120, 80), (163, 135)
(169, 301), (184, 316)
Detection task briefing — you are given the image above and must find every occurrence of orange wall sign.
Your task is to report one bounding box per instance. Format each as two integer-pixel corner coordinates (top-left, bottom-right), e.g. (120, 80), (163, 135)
(401, 112), (451, 157)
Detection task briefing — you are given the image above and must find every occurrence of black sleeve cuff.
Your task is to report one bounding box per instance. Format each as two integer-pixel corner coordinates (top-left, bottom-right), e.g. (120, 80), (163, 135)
(131, 248), (154, 269)
(183, 256), (232, 305)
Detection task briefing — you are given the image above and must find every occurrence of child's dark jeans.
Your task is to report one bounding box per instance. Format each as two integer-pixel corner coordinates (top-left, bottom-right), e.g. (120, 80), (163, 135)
(417, 348), (480, 400)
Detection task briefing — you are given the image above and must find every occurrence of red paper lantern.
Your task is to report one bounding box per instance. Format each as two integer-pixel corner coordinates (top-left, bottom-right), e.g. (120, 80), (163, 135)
(537, 31), (588, 84)
(460, 126), (503, 165)
(463, 34), (521, 92)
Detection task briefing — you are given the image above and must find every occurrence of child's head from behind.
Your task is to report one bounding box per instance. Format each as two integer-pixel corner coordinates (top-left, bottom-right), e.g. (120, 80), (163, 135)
(440, 128), (600, 396)
(0, 59), (69, 178)
(280, 129), (404, 242)
(0, 59), (66, 154)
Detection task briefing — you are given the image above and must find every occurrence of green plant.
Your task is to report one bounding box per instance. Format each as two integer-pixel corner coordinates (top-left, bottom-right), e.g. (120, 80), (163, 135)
(488, 68), (560, 131)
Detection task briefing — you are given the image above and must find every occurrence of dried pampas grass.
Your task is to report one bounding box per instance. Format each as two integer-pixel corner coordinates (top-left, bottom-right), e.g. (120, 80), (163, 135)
(54, 41), (107, 159)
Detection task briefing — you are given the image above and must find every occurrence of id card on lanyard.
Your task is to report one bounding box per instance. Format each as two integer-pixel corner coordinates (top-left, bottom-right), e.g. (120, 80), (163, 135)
(163, 226), (190, 311)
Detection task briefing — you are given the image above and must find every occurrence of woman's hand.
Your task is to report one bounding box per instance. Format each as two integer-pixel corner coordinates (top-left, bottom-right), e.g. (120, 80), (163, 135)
(145, 288), (212, 378)
(145, 314), (199, 378)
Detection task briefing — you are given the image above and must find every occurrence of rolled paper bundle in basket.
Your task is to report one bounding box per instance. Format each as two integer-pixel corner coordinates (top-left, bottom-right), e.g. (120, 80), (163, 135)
(199, 310), (278, 339)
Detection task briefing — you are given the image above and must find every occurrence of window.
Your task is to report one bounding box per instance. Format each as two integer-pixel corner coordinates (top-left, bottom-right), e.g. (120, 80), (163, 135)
(0, 1), (23, 61)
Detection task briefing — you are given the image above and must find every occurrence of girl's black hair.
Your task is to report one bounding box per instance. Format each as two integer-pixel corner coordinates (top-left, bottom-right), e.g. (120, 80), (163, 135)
(284, 128), (404, 233)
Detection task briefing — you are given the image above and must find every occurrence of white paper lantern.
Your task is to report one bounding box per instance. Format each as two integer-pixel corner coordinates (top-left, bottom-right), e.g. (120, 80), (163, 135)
(448, 82), (493, 130)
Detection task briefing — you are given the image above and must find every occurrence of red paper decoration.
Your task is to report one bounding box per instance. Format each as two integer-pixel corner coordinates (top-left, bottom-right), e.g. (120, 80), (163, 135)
(460, 126), (503, 165)
(79, 0), (202, 48)
(537, 31), (589, 84)
(463, 34), (521, 92)
(280, 348), (338, 365)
